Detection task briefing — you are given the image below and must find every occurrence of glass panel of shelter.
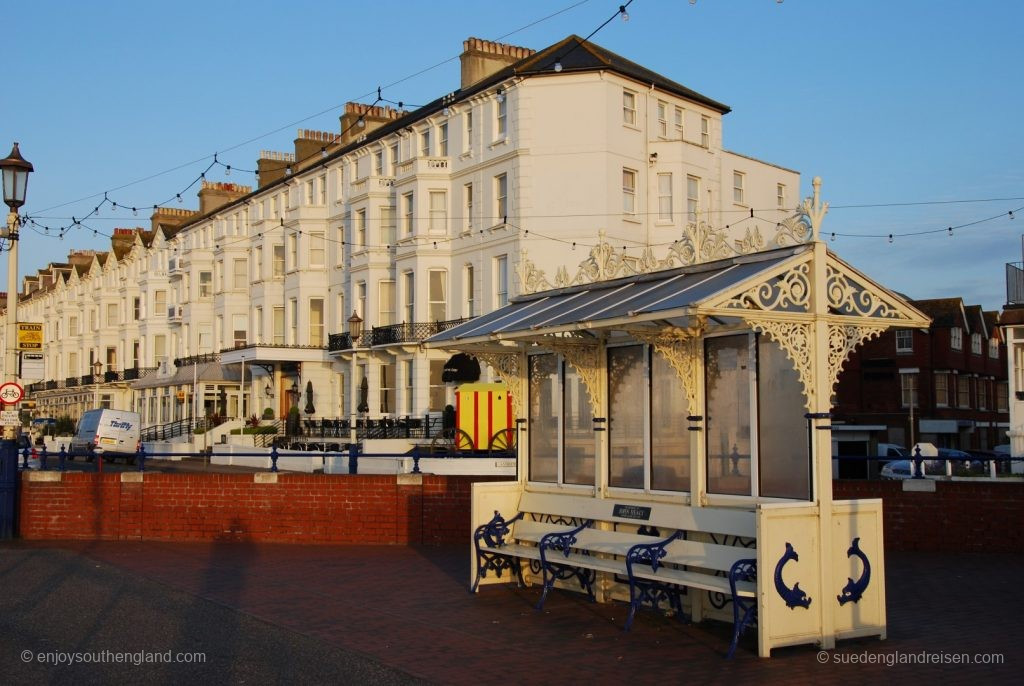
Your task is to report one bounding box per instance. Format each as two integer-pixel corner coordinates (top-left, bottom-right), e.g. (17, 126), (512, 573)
(526, 332), (811, 500)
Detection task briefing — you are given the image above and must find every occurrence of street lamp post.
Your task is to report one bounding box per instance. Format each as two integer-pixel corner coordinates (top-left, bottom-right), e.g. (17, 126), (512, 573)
(1, 143), (33, 443)
(92, 359), (103, 409)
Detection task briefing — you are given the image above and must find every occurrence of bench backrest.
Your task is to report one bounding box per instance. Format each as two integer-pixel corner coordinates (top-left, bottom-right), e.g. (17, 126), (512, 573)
(517, 491), (756, 540)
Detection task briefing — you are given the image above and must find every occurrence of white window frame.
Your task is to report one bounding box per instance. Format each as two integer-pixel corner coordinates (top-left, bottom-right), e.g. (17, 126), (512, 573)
(687, 175), (700, 222)
(463, 182), (473, 233)
(732, 171), (745, 205)
(309, 232), (325, 268)
(700, 116), (710, 148)
(428, 269), (447, 322)
(622, 168), (637, 215)
(971, 333), (982, 355)
(495, 173), (507, 224)
(401, 192), (414, 237)
(777, 183), (787, 210)
(428, 190), (447, 236)
(496, 96), (507, 138)
(657, 101), (668, 137)
(657, 173), (673, 222)
(622, 89), (637, 126)
(895, 329), (913, 353)
(950, 327), (963, 351)
(673, 106), (684, 139)
(495, 255), (509, 309)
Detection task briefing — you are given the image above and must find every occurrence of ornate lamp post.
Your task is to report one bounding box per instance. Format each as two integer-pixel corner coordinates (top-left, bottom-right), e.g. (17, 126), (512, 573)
(92, 359), (103, 409)
(1, 143), (33, 443)
(347, 311), (364, 445)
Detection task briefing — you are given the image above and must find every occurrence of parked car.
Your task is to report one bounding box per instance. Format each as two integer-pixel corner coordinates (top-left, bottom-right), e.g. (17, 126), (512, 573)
(880, 459), (936, 479)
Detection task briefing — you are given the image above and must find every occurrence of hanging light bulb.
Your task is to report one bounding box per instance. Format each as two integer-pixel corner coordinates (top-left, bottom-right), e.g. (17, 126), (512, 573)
(111, 202), (117, 212)
(571, 242), (576, 251)
(132, 207), (138, 216)
(554, 61), (563, 72)
(888, 234), (893, 244)
(321, 147), (328, 158)
(357, 117), (365, 129)
(225, 165), (231, 176)
(496, 89), (504, 103)
(443, 106), (451, 116)
(1010, 210), (1016, 220)
(830, 232), (836, 242)
(619, 5), (629, 21)
(177, 193), (183, 204)
(286, 165), (292, 175)
(948, 226), (953, 236)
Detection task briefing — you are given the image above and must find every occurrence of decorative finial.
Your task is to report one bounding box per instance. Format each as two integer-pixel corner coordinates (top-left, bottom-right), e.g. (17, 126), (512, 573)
(802, 176), (829, 242)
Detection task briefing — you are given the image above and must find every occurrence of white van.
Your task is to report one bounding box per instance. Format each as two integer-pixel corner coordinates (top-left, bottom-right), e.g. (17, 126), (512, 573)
(70, 409), (142, 463)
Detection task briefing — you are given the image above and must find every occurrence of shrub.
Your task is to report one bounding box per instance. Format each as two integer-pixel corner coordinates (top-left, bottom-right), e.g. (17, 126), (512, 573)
(262, 407), (275, 420)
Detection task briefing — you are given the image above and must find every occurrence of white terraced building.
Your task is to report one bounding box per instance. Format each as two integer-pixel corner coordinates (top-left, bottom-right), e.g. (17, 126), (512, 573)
(6, 34), (802, 432)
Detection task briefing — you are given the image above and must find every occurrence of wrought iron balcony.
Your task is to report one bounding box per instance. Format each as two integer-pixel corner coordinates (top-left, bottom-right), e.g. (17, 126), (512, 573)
(328, 331), (372, 351)
(371, 318), (471, 346)
(1007, 262), (1024, 305)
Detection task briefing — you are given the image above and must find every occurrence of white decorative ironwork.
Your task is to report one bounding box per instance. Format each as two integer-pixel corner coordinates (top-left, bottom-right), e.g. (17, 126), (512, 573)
(540, 337), (603, 415)
(744, 319), (814, 411)
(828, 324), (887, 393)
(517, 214), (814, 295)
(723, 263), (811, 312)
(471, 351), (523, 418)
(629, 317), (707, 411)
(801, 176), (829, 242)
(826, 266), (900, 319)
(774, 213), (812, 246)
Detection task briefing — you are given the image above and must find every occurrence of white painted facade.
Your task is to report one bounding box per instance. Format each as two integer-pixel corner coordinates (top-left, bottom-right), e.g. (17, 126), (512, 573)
(6, 35), (801, 429)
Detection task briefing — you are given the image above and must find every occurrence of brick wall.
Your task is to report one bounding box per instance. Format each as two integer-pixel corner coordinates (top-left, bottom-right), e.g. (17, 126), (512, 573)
(19, 472), (1022, 553)
(833, 479), (1024, 553)
(18, 472), (503, 545)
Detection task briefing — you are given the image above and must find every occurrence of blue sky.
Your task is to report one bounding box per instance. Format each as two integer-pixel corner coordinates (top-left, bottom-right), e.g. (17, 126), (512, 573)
(6, 0), (1023, 310)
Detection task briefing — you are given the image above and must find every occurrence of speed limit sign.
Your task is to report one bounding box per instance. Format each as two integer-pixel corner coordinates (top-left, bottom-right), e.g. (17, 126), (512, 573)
(0, 382), (24, 405)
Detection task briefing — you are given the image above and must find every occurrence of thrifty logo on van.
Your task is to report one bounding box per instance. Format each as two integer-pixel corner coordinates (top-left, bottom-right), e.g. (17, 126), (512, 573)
(109, 420), (134, 430)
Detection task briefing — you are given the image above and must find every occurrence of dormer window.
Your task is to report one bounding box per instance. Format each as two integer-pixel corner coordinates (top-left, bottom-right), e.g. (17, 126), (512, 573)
(950, 327), (963, 350)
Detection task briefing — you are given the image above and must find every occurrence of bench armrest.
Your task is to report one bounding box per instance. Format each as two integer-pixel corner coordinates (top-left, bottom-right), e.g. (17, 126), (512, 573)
(538, 519), (595, 560)
(625, 530), (684, 575)
(474, 510), (526, 550)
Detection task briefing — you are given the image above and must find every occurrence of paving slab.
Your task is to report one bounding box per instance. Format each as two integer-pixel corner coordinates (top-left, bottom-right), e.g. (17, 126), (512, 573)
(2, 541), (1020, 685)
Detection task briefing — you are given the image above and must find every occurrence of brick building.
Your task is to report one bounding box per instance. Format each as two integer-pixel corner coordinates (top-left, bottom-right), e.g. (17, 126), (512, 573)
(833, 297), (1008, 451)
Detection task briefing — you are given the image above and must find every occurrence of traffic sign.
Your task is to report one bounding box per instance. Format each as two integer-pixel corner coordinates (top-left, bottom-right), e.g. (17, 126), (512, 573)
(0, 382), (24, 405)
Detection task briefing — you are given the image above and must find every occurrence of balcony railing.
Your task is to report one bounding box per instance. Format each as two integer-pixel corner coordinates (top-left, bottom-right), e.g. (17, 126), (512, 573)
(328, 317), (472, 352)
(372, 318), (470, 346)
(1007, 262), (1024, 305)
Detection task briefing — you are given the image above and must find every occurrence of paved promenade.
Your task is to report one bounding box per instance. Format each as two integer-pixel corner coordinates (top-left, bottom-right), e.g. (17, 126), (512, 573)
(0, 541), (1019, 684)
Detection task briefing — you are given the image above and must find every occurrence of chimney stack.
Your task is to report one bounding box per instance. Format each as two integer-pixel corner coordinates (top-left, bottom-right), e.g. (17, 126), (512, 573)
(459, 37), (534, 88)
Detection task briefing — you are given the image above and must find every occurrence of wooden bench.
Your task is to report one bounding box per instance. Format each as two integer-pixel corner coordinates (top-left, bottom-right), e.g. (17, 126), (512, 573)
(472, 492), (758, 658)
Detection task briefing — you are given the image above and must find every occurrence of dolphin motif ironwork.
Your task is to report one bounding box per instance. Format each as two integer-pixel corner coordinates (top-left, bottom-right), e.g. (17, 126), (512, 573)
(837, 537), (871, 605)
(774, 542), (812, 609)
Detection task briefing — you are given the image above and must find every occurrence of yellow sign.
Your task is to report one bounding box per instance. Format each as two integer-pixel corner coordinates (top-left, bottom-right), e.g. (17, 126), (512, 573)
(17, 323), (43, 351)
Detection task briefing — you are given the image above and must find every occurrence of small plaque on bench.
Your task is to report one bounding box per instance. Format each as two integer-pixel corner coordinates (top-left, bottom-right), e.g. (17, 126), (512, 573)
(613, 504), (652, 521)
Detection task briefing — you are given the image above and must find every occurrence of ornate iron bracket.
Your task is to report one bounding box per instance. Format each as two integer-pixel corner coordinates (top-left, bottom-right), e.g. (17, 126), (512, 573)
(774, 542), (812, 610)
(836, 537), (871, 605)
(471, 511), (526, 593)
(536, 519), (596, 609)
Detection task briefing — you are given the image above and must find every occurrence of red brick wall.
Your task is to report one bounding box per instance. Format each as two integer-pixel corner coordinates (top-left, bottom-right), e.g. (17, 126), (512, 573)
(833, 479), (1024, 553)
(18, 473), (503, 545)
(19, 472), (1021, 553)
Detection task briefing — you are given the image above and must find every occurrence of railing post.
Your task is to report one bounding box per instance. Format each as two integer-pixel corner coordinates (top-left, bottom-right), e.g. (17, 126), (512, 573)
(21, 446), (29, 470)
(39, 446), (48, 471)
(270, 445), (279, 472)
(137, 443), (146, 472)
(56, 445), (65, 472)
(412, 445), (421, 474)
(912, 444), (923, 478)
(348, 443), (359, 474)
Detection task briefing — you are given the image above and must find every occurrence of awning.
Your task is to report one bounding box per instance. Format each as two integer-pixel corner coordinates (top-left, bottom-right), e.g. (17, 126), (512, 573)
(131, 362), (249, 390)
(442, 353), (481, 382)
